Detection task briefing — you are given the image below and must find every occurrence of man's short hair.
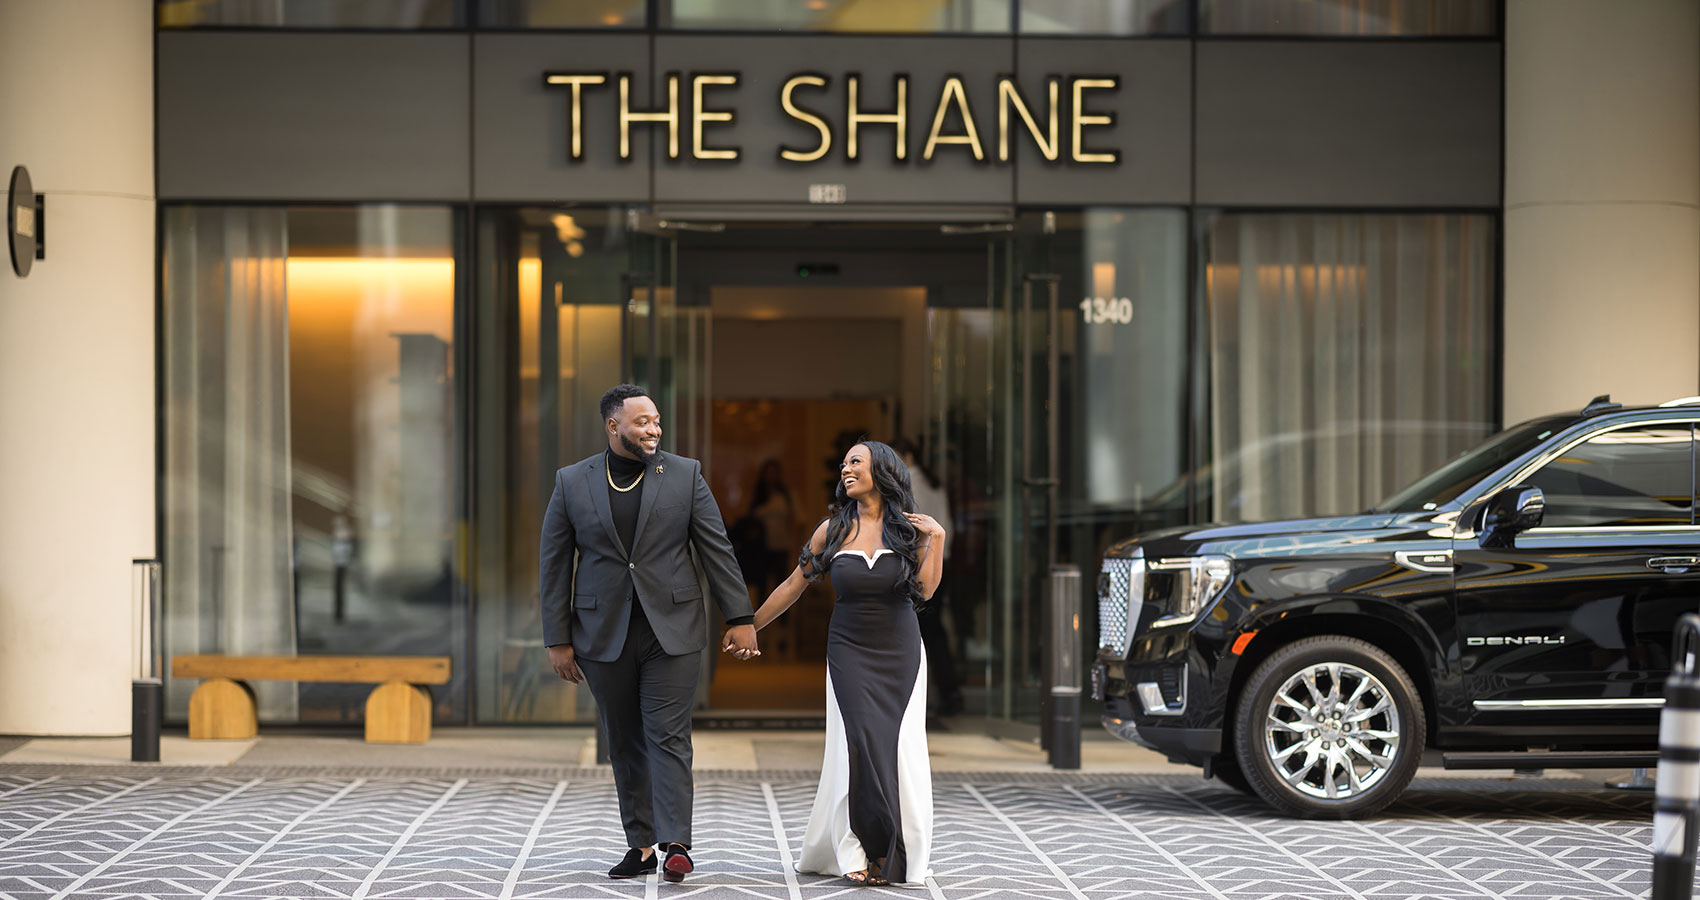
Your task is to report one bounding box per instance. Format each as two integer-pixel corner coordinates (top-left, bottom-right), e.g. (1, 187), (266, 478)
(600, 384), (650, 422)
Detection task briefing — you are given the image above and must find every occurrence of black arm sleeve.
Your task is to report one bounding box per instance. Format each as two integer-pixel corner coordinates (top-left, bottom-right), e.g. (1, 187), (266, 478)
(539, 469), (577, 648)
(687, 463), (755, 624)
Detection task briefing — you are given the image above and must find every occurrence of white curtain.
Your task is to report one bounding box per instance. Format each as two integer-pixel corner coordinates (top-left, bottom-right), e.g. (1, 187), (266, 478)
(165, 207), (299, 720)
(1205, 213), (1496, 523)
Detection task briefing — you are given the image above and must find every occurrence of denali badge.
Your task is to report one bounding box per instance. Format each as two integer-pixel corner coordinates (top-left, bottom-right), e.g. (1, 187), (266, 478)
(1466, 635), (1566, 646)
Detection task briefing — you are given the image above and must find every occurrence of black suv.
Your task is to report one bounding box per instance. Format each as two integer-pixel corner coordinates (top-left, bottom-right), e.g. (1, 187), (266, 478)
(1093, 396), (1700, 818)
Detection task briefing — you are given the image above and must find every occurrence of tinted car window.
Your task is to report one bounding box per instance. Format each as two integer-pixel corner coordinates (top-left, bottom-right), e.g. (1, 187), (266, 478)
(1377, 416), (1573, 513)
(1527, 424), (1695, 527)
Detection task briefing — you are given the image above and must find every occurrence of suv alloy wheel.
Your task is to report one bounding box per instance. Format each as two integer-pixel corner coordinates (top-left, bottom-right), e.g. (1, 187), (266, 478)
(1233, 636), (1425, 819)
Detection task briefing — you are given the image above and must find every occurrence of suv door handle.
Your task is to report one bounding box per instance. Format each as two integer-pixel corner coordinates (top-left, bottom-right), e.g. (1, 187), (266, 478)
(1648, 557), (1700, 572)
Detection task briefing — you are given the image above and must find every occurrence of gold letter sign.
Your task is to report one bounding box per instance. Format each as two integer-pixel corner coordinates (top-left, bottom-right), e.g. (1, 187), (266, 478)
(542, 73), (607, 160)
(543, 70), (1120, 166)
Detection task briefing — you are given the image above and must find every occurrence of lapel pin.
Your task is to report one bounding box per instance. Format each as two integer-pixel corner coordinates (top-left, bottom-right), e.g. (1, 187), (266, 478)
(656, 464), (665, 475)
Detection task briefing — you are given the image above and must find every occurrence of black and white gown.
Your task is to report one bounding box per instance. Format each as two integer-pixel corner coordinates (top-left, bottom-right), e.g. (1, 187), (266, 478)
(797, 549), (933, 885)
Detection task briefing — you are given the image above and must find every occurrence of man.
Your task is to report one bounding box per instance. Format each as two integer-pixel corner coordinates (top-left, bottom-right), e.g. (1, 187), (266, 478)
(540, 384), (760, 883)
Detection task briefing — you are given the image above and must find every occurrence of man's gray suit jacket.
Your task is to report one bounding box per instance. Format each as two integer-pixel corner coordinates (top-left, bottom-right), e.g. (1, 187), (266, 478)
(539, 450), (752, 663)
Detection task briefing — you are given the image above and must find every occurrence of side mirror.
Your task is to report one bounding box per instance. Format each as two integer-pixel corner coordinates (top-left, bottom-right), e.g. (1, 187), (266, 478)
(1480, 485), (1544, 548)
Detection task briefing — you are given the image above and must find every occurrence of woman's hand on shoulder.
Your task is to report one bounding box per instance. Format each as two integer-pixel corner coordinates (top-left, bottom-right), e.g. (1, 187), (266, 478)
(904, 512), (946, 540)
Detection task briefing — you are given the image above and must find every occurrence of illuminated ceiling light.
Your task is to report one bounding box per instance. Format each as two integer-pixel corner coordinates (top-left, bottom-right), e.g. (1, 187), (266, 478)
(550, 213), (586, 257)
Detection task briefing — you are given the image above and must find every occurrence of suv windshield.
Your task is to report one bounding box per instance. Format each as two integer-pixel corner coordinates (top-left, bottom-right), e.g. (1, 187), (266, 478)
(1375, 416), (1577, 513)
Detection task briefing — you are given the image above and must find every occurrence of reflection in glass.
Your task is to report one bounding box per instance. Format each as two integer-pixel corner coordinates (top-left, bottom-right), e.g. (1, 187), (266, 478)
(478, 0), (645, 27)
(1202, 212), (1497, 523)
(989, 209), (1188, 728)
(1378, 416), (1571, 513)
(926, 301), (1002, 715)
(1528, 426), (1695, 528)
(158, 0), (461, 28)
(1200, 0), (1495, 35)
(1020, 0), (1189, 35)
(665, 0), (1010, 33)
(163, 205), (463, 724)
(473, 207), (637, 723)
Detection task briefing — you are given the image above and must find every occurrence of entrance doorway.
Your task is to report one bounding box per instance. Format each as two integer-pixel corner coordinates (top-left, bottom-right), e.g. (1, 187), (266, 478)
(674, 222), (997, 724)
(700, 287), (911, 717)
(472, 209), (1085, 737)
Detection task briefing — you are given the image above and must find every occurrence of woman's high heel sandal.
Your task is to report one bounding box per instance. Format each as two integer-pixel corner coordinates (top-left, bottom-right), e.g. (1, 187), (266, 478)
(845, 859), (889, 886)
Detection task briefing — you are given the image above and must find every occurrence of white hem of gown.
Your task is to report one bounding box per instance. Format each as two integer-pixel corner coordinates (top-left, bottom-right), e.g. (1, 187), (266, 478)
(796, 654), (933, 886)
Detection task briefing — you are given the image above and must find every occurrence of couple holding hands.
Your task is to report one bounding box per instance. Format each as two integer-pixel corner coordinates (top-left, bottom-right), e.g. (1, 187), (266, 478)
(540, 384), (944, 887)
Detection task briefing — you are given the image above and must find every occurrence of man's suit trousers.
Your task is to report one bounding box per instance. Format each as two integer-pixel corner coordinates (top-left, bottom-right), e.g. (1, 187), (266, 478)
(577, 608), (700, 848)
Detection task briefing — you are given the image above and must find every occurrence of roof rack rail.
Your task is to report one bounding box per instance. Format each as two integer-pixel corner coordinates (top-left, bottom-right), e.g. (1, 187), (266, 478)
(1659, 396), (1700, 407)
(1581, 394), (1622, 416)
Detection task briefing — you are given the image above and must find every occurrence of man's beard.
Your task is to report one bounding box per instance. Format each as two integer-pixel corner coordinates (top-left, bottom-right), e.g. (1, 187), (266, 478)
(620, 434), (660, 467)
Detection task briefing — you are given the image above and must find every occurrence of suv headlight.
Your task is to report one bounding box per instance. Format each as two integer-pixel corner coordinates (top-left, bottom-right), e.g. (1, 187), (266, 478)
(1148, 555), (1233, 628)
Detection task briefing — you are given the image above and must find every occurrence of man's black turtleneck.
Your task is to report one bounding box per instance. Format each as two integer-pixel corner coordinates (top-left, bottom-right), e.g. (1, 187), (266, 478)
(606, 449), (646, 555)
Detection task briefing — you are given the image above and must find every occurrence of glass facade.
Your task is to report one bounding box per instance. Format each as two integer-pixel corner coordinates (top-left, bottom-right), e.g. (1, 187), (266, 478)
(158, 204), (1499, 728)
(1020, 0), (1189, 35)
(470, 206), (701, 723)
(158, 0), (462, 28)
(479, 0), (645, 28)
(989, 209), (1191, 725)
(1199, 0), (1496, 35)
(1200, 212), (1498, 523)
(163, 205), (465, 723)
(158, 0), (1503, 34)
(663, 0), (1011, 32)
(151, 7), (1505, 734)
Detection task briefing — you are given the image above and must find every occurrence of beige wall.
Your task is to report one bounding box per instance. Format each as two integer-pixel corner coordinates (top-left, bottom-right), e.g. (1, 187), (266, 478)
(0, 1), (155, 734)
(1503, 0), (1700, 421)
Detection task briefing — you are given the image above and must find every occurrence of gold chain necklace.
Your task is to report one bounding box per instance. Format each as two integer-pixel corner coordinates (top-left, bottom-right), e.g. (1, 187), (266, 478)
(607, 461), (645, 493)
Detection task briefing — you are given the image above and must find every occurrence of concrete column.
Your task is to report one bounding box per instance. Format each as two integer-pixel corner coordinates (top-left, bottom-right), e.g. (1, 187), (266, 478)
(0, 2), (154, 734)
(1503, 0), (1700, 422)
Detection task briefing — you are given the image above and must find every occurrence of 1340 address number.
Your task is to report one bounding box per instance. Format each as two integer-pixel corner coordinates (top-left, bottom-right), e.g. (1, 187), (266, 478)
(1080, 297), (1133, 325)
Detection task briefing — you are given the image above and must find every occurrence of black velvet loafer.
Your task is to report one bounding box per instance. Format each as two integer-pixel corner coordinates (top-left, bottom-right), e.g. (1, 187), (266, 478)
(662, 843), (694, 883)
(609, 847), (657, 879)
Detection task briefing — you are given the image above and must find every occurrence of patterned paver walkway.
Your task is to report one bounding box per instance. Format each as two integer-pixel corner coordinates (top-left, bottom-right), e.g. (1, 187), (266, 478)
(0, 770), (1654, 900)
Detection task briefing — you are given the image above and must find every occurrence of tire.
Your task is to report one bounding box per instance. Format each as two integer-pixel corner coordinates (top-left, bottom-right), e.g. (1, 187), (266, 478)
(1233, 636), (1425, 819)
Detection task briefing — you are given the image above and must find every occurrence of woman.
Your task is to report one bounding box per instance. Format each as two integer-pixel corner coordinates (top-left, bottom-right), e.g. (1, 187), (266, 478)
(725, 440), (945, 887)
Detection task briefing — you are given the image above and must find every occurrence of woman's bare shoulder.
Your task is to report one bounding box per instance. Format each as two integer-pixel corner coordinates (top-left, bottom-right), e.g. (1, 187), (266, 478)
(808, 518), (831, 552)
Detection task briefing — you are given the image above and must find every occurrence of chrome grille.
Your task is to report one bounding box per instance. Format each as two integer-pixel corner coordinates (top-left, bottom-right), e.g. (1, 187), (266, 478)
(1097, 554), (1145, 657)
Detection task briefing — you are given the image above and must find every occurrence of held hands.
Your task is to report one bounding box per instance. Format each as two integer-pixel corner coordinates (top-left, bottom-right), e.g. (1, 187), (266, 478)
(548, 644), (584, 684)
(721, 624), (761, 661)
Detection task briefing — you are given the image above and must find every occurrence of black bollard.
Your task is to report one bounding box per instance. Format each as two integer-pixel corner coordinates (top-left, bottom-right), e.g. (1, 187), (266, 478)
(1652, 612), (1700, 900)
(130, 559), (163, 764)
(131, 679), (161, 763)
(1047, 565), (1082, 770)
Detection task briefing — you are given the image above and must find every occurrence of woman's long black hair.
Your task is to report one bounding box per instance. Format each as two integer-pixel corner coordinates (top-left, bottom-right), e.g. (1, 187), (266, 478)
(797, 440), (925, 609)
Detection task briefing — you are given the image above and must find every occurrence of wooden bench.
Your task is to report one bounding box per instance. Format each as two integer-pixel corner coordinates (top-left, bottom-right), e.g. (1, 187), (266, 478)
(173, 655), (452, 744)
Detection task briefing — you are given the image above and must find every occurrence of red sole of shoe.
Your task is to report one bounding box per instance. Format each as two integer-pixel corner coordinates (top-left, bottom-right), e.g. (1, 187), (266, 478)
(663, 854), (693, 882)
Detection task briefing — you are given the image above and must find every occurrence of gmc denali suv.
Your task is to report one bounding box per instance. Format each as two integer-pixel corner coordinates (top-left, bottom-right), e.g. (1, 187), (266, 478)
(1093, 396), (1700, 818)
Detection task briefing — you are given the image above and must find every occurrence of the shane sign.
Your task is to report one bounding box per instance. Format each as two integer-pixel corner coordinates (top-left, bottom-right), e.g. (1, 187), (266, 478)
(542, 71), (1121, 166)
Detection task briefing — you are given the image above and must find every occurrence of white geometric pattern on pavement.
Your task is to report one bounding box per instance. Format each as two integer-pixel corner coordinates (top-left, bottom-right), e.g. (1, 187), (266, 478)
(0, 773), (1655, 900)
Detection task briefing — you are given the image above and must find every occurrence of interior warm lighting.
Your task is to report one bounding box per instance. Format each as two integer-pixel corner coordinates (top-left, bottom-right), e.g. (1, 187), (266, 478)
(550, 214), (586, 258)
(519, 257), (541, 379)
(1091, 262), (1116, 299)
(1205, 263), (1368, 299)
(285, 258), (455, 344)
(601, 12), (623, 25)
(807, 0), (830, 9)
